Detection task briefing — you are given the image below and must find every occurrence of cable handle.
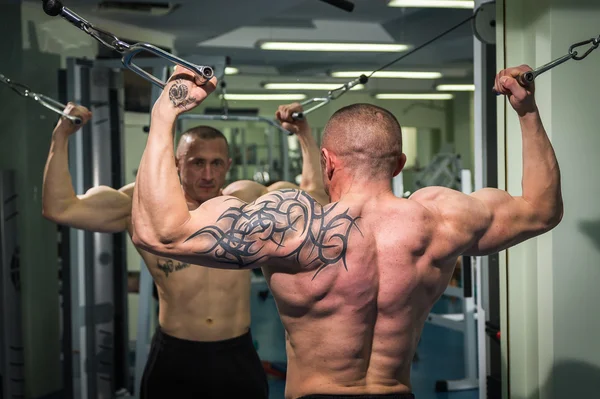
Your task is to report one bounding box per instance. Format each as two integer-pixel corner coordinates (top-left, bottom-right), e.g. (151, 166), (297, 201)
(291, 74), (368, 120)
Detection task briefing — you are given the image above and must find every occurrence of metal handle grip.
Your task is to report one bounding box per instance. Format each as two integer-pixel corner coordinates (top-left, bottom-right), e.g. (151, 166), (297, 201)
(37, 95), (82, 125)
(291, 98), (331, 121)
(291, 75), (368, 119)
(121, 43), (214, 89)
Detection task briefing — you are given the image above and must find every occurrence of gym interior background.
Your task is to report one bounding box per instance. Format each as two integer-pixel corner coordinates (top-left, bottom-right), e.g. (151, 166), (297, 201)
(0, 0), (599, 398)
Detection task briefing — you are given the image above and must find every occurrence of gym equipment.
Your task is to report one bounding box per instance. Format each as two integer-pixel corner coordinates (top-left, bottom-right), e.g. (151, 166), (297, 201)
(291, 75), (368, 120)
(42, 0), (214, 89)
(472, 1), (496, 45)
(290, 4), (487, 119)
(414, 153), (463, 191)
(0, 171), (25, 399)
(0, 73), (82, 124)
(493, 33), (600, 92)
(181, 82), (291, 136)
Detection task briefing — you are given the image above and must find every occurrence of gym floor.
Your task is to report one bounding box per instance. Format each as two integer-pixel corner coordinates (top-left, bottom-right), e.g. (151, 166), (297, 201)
(266, 298), (479, 399)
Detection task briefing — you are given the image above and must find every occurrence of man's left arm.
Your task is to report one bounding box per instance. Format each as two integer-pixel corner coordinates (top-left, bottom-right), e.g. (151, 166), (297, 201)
(131, 67), (217, 252)
(132, 67), (316, 269)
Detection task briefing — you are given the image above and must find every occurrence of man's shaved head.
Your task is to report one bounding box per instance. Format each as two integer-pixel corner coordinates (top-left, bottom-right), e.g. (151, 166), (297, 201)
(321, 103), (403, 178)
(176, 125), (229, 160)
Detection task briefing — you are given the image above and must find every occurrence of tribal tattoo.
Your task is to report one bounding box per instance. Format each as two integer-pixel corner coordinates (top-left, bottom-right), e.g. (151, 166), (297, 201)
(168, 79), (196, 110)
(184, 189), (362, 279)
(157, 259), (191, 278)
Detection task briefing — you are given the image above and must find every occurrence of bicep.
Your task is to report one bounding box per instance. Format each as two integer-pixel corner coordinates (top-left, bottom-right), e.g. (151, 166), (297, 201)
(61, 186), (132, 233)
(464, 188), (541, 256)
(149, 190), (318, 270)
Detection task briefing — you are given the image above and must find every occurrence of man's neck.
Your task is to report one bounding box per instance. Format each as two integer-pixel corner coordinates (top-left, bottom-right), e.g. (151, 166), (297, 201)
(329, 178), (394, 203)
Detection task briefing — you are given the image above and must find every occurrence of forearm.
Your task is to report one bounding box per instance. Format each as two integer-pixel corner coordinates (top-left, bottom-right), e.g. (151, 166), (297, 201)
(520, 110), (563, 221)
(42, 131), (77, 217)
(133, 112), (190, 243)
(297, 129), (323, 192)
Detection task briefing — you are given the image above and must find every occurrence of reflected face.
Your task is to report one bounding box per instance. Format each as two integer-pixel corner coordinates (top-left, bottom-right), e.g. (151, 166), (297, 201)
(177, 137), (232, 204)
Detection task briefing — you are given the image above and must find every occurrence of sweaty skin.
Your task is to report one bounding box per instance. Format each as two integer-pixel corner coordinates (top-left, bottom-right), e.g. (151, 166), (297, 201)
(132, 65), (562, 398)
(42, 101), (325, 342)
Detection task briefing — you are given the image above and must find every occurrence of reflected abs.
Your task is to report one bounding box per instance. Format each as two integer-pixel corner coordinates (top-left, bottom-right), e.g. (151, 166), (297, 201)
(157, 259), (190, 278)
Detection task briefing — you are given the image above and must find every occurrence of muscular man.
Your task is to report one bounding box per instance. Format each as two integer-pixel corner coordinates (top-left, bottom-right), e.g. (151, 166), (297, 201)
(131, 65), (563, 399)
(42, 101), (324, 398)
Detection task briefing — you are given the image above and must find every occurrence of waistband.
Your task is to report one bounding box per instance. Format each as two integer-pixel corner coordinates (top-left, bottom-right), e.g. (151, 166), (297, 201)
(154, 326), (254, 351)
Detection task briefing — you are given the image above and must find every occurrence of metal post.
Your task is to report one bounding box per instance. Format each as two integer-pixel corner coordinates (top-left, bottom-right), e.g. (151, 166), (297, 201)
(90, 66), (116, 398)
(281, 134), (290, 182)
(241, 128), (248, 180)
(267, 127), (274, 176)
(67, 57), (94, 399)
(0, 170), (25, 399)
(474, 2), (499, 397)
(133, 66), (168, 398)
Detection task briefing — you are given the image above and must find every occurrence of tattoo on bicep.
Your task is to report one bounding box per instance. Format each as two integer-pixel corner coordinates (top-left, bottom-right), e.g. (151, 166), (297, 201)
(184, 189), (362, 279)
(157, 259), (190, 278)
(168, 80), (196, 110)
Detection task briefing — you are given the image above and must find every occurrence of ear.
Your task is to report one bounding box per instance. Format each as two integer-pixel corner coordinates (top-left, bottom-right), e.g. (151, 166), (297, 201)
(321, 148), (335, 180)
(392, 153), (407, 177)
(226, 157), (233, 171)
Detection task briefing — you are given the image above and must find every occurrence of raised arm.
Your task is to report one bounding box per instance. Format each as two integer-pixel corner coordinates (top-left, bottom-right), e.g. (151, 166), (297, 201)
(42, 103), (132, 233)
(131, 68), (356, 269)
(412, 65), (563, 258)
(275, 102), (328, 205)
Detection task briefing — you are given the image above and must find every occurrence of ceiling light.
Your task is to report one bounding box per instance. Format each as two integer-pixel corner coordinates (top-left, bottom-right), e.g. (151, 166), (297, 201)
(388, 0), (475, 8)
(258, 41), (410, 52)
(375, 93), (454, 100)
(225, 67), (239, 75)
(223, 94), (308, 101)
(331, 71), (442, 79)
(263, 83), (364, 91)
(436, 84), (475, 91)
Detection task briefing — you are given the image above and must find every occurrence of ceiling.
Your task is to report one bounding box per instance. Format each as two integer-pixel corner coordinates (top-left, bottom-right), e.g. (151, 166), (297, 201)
(33, 0), (478, 94)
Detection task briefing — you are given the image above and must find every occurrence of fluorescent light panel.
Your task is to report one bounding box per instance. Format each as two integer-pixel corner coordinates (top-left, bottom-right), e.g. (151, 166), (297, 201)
(388, 0), (475, 8)
(331, 70), (442, 79)
(436, 84), (475, 91)
(223, 94), (307, 101)
(259, 41), (410, 52)
(263, 83), (364, 91)
(225, 67), (239, 75)
(376, 93), (454, 100)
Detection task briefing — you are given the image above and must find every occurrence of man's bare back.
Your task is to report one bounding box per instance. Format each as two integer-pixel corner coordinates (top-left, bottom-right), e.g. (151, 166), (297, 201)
(132, 65), (563, 399)
(263, 192), (460, 398)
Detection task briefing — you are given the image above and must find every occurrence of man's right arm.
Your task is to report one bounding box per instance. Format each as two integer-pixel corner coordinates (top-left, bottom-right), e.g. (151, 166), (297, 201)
(42, 103), (132, 233)
(413, 65), (563, 258)
(275, 103), (329, 205)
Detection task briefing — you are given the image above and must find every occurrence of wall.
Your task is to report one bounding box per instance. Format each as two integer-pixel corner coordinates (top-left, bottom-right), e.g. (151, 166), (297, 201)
(499, 0), (600, 398)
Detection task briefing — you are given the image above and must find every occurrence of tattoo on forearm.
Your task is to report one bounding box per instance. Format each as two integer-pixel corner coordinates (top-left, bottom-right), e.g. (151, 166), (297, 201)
(168, 80), (196, 109)
(185, 189), (362, 279)
(157, 259), (191, 277)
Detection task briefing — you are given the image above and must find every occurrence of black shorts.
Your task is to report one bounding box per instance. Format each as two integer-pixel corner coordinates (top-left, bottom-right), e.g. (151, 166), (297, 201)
(298, 394), (415, 399)
(140, 327), (269, 399)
